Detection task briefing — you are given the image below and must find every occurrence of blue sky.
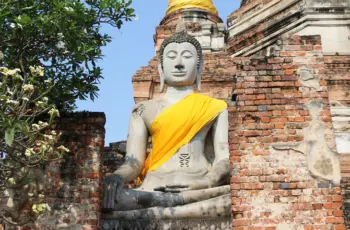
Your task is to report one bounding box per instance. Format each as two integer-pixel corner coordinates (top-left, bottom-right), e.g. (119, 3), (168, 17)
(76, 0), (240, 145)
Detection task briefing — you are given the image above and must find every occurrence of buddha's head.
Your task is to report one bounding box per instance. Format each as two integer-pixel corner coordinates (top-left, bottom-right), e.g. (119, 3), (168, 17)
(158, 31), (203, 92)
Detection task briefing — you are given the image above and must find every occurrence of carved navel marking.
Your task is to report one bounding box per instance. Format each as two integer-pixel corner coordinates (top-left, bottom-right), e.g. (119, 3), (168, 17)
(179, 153), (190, 167)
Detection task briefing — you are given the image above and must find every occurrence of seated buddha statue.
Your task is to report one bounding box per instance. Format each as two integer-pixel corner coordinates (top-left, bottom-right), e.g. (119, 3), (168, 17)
(103, 30), (231, 220)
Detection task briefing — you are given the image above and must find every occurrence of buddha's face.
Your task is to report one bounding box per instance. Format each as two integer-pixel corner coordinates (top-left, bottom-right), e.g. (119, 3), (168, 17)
(162, 42), (199, 87)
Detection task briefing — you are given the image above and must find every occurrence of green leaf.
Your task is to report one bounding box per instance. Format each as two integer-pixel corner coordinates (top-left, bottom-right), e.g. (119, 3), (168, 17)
(22, 124), (30, 135)
(5, 128), (15, 146)
(23, 177), (34, 184)
(0, 0), (135, 110)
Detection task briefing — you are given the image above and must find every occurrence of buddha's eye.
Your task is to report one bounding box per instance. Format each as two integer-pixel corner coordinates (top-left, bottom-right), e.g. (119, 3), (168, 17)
(166, 51), (177, 59)
(182, 51), (193, 59)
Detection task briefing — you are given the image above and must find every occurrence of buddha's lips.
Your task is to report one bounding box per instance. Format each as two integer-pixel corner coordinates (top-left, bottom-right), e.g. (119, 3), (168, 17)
(172, 72), (186, 76)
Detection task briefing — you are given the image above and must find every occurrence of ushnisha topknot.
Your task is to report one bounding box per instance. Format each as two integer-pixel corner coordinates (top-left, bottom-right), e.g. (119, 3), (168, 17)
(159, 30), (203, 70)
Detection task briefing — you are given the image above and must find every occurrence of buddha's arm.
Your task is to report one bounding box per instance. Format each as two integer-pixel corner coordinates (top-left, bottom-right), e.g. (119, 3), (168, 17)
(204, 108), (230, 186)
(111, 104), (148, 183)
(103, 104), (148, 209)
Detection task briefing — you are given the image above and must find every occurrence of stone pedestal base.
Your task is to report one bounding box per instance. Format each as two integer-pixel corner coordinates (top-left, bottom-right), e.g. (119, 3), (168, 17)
(102, 218), (231, 230)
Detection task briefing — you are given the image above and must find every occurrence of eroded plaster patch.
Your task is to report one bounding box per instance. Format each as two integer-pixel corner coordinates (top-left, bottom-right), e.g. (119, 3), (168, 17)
(272, 100), (341, 185)
(276, 223), (302, 230)
(249, 191), (289, 218)
(299, 66), (320, 89)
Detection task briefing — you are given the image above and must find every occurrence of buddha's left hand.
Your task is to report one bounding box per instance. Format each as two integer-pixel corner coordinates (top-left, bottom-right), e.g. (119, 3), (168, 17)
(154, 159), (229, 193)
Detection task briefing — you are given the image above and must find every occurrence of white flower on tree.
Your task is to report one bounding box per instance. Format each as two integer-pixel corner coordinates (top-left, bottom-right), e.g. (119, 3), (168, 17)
(48, 108), (60, 117)
(25, 148), (35, 157)
(55, 41), (66, 50)
(32, 203), (51, 215)
(22, 84), (34, 92)
(57, 145), (70, 153)
(6, 99), (19, 105)
(29, 66), (44, 77)
(0, 65), (68, 225)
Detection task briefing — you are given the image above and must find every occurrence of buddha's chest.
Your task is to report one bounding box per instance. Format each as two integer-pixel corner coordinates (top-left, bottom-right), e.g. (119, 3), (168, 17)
(142, 100), (174, 131)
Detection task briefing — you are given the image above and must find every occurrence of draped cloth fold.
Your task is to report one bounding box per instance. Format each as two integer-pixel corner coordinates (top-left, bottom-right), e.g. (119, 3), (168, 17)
(166, 0), (218, 16)
(139, 93), (227, 181)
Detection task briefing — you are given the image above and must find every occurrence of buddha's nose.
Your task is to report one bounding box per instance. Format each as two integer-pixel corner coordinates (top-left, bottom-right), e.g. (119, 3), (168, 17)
(175, 64), (184, 71)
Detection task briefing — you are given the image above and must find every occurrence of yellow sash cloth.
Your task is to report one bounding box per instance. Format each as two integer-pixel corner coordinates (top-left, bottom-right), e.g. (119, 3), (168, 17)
(166, 0), (218, 16)
(139, 93), (227, 181)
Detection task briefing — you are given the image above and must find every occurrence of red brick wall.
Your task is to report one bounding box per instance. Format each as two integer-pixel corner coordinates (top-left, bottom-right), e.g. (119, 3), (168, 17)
(341, 154), (350, 229)
(228, 35), (345, 229)
(325, 56), (350, 229)
(0, 113), (105, 230)
(325, 56), (350, 107)
(38, 112), (105, 230)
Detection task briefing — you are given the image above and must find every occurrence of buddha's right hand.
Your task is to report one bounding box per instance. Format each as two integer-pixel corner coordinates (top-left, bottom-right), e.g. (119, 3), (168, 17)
(103, 174), (124, 210)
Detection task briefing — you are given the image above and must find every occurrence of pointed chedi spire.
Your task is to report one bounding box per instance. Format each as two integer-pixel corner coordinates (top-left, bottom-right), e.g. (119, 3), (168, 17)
(166, 0), (218, 16)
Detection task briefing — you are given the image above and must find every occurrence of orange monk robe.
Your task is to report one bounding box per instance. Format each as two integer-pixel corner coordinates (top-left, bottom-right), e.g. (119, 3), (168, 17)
(139, 93), (227, 181)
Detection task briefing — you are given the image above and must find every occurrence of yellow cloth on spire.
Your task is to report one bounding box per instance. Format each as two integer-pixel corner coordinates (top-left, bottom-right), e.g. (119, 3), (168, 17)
(166, 0), (218, 16)
(139, 93), (227, 181)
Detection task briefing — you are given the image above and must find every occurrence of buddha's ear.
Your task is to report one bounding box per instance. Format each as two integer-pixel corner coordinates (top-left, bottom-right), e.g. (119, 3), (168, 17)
(196, 60), (203, 92)
(158, 61), (165, 93)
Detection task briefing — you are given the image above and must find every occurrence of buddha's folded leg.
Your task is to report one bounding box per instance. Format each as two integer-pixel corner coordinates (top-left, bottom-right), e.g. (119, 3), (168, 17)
(113, 185), (230, 211)
(104, 194), (230, 220)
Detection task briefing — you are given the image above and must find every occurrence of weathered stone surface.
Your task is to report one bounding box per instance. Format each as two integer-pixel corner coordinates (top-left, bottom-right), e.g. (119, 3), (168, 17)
(325, 56), (350, 155)
(103, 142), (126, 175)
(154, 9), (224, 53)
(102, 218), (231, 230)
(227, 0), (350, 56)
(272, 99), (341, 185)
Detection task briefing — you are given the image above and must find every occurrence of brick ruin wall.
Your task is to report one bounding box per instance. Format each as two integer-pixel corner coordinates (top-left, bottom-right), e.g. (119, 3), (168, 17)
(0, 113), (106, 230)
(39, 113), (105, 230)
(103, 142), (140, 188)
(103, 142), (126, 176)
(325, 56), (350, 229)
(230, 35), (346, 229)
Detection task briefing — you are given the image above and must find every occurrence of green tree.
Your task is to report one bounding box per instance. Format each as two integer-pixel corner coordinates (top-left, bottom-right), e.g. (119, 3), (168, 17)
(0, 66), (68, 226)
(0, 0), (135, 110)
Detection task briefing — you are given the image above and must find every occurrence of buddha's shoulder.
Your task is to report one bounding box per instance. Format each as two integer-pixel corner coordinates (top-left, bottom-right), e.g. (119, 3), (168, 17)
(131, 98), (167, 117)
(195, 94), (228, 108)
